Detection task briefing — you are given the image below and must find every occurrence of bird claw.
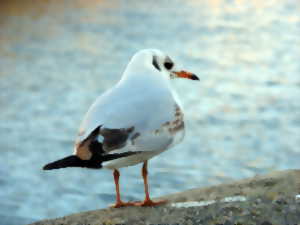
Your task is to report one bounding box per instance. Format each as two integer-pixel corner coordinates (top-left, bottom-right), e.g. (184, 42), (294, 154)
(132, 199), (167, 207)
(111, 199), (167, 208)
(110, 201), (136, 208)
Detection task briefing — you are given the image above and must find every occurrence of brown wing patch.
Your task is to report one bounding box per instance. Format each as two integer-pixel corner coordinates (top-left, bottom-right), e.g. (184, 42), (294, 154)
(75, 126), (135, 160)
(75, 126), (100, 160)
(100, 126), (134, 152)
(168, 104), (184, 134)
(168, 119), (184, 134)
(76, 143), (92, 160)
(154, 104), (184, 135)
(130, 132), (140, 145)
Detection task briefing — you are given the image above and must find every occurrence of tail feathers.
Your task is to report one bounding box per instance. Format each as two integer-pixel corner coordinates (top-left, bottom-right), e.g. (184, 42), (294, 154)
(43, 155), (102, 170)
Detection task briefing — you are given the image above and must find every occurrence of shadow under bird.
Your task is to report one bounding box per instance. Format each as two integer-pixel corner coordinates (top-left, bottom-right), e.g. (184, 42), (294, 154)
(43, 49), (199, 207)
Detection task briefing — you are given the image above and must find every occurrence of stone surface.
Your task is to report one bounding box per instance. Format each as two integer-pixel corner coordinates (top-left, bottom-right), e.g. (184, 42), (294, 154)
(30, 170), (300, 225)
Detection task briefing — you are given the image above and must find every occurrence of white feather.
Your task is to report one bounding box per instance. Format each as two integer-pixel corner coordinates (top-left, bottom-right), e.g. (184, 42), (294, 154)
(74, 49), (187, 168)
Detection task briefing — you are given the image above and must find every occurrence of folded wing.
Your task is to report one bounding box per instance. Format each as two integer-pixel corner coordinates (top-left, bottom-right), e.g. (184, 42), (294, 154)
(74, 86), (184, 161)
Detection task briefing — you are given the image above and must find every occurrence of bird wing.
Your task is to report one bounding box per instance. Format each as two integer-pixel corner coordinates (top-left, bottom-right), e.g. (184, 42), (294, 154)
(75, 84), (184, 158)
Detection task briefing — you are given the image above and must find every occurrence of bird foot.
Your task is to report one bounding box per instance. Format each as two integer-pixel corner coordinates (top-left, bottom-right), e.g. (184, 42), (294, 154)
(132, 199), (167, 207)
(110, 201), (136, 208)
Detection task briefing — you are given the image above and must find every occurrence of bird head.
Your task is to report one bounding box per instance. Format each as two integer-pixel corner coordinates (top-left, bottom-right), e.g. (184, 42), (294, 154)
(124, 49), (199, 82)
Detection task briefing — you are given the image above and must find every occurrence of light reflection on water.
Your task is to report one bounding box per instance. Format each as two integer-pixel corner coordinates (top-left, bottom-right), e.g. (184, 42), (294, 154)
(0, 0), (299, 224)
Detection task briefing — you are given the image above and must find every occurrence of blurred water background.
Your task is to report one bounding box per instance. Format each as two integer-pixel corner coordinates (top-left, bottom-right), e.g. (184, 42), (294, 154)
(0, 0), (299, 224)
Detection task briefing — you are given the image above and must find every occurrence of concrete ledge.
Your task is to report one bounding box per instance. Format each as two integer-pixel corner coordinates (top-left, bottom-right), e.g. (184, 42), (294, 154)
(30, 170), (300, 225)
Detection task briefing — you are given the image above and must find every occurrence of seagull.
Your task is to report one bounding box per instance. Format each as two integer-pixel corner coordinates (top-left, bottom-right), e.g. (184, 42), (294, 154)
(43, 49), (199, 208)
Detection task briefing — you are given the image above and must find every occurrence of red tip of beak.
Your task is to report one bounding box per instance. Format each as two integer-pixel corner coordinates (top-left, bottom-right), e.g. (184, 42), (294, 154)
(174, 71), (199, 81)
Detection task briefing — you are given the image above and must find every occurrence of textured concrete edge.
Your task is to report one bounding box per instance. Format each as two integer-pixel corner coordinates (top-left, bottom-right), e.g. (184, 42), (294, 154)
(29, 169), (300, 225)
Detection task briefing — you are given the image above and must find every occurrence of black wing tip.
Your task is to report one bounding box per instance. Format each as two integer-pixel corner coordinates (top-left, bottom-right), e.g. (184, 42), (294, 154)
(42, 155), (103, 170)
(43, 162), (62, 170)
(42, 155), (79, 170)
(43, 164), (53, 170)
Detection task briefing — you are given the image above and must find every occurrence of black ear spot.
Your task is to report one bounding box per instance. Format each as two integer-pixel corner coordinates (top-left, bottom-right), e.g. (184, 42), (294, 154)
(164, 62), (174, 70)
(164, 56), (174, 70)
(152, 56), (161, 71)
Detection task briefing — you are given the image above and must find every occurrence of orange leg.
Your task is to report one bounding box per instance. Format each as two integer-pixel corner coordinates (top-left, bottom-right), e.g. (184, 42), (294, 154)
(111, 169), (135, 208)
(134, 161), (167, 207)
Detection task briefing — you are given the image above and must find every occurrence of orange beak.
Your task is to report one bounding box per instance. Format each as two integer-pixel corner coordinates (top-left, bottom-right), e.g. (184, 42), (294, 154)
(173, 71), (199, 80)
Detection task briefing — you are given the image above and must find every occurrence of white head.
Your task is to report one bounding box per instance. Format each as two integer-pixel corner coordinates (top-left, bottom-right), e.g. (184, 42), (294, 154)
(122, 49), (199, 83)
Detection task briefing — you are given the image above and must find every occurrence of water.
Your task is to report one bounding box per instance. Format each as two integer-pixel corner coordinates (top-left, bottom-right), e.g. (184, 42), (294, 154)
(0, 0), (299, 224)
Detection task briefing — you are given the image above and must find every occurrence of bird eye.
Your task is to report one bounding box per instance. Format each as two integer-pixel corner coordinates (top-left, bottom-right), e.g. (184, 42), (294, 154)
(164, 62), (173, 70)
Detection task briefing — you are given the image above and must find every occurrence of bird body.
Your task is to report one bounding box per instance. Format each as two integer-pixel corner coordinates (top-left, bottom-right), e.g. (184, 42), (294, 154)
(43, 49), (199, 207)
